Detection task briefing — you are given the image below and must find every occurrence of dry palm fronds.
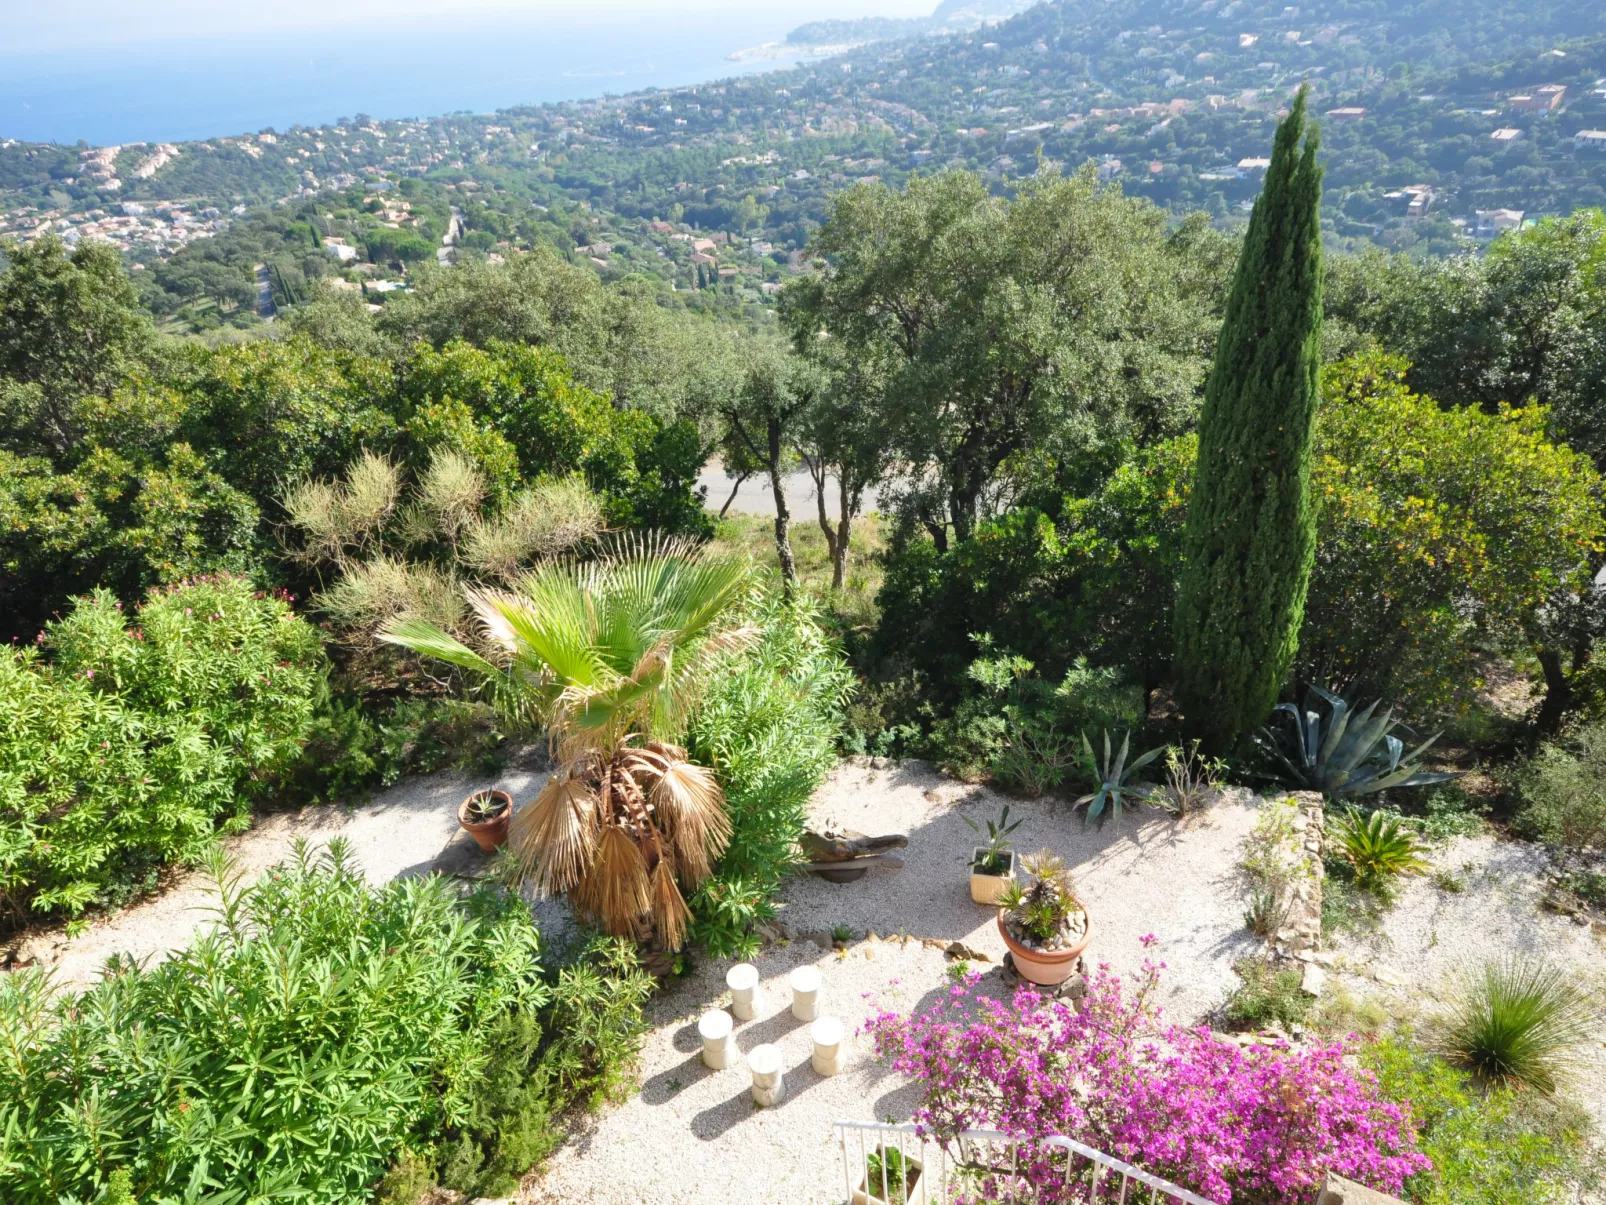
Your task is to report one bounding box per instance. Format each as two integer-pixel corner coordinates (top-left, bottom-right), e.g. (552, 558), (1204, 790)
(510, 775), (599, 895)
(649, 856), (692, 953)
(643, 753), (730, 881)
(571, 824), (651, 936)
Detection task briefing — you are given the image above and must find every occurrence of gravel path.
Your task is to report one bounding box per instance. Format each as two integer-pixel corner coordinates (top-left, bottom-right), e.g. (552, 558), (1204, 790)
(18, 759), (552, 993)
(529, 762), (1606, 1205)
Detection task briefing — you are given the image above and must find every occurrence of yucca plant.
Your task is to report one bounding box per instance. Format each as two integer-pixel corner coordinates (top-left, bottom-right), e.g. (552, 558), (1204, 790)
(1440, 958), (1595, 1093)
(1075, 729), (1165, 827)
(1332, 809), (1430, 883)
(381, 534), (754, 951)
(1259, 682), (1457, 798)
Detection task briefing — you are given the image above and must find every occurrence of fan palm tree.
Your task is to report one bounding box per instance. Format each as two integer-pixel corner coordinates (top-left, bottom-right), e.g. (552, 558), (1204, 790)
(379, 534), (753, 951)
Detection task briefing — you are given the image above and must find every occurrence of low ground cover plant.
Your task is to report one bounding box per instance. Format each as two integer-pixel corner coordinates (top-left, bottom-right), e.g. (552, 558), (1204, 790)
(1364, 1033), (1602, 1205)
(0, 576), (324, 926)
(867, 940), (1428, 1204)
(0, 841), (651, 1205)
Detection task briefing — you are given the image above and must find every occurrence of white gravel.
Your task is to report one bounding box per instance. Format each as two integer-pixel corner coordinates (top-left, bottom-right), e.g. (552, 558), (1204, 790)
(1326, 832), (1606, 1125)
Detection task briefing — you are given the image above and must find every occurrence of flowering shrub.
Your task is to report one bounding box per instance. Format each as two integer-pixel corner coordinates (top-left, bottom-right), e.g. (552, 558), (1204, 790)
(865, 938), (1428, 1204)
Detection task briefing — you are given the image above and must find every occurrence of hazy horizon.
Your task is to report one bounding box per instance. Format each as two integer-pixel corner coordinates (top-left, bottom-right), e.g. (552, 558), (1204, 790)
(2, 0), (936, 145)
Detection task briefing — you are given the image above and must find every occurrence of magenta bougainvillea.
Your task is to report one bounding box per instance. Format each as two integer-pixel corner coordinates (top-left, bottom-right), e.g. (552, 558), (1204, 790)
(864, 937), (1429, 1204)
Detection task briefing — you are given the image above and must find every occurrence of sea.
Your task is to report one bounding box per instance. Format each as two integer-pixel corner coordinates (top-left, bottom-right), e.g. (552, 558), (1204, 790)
(1, 7), (850, 147)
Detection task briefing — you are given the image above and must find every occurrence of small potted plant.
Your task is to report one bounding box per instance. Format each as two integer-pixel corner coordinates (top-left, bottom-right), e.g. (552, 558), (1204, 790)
(458, 788), (512, 852)
(852, 1144), (925, 1205)
(996, 850), (1091, 986)
(964, 804), (1022, 905)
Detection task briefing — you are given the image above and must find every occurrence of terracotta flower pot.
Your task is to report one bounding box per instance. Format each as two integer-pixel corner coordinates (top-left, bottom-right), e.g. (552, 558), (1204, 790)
(458, 789), (512, 852)
(997, 906), (1092, 986)
(969, 847), (1016, 905)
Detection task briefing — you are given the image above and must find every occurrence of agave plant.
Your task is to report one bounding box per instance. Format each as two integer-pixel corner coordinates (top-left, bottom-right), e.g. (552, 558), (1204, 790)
(380, 534), (753, 951)
(1259, 683), (1456, 799)
(1075, 729), (1165, 827)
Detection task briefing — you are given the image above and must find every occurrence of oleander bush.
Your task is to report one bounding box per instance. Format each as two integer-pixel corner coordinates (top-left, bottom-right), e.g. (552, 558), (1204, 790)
(0, 841), (651, 1205)
(686, 589), (853, 957)
(0, 576), (325, 925)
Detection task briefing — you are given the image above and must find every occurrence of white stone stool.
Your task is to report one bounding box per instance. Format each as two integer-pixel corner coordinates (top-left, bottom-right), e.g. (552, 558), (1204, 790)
(698, 1009), (735, 1070)
(726, 962), (761, 1021)
(810, 1015), (846, 1076)
(748, 1043), (785, 1106)
(790, 965), (822, 1021)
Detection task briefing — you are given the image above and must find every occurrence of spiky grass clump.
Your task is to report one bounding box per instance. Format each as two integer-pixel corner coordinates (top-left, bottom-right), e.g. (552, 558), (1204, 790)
(1439, 958), (1595, 1093)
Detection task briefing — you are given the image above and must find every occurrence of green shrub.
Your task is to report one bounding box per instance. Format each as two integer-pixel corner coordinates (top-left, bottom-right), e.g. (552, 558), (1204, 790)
(0, 577), (325, 923)
(1220, 957), (1312, 1031)
(929, 650), (1141, 792)
(0, 841), (544, 1204)
(1438, 958), (1595, 1093)
(1517, 723), (1606, 850)
(686, 590), (852, 957)
(294, 695), (507, 803)
(1364, 1034), (1602, 1204)
(0, 843), (650, 1205)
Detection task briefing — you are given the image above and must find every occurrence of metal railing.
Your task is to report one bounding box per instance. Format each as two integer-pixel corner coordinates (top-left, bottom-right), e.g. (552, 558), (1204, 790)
(833, 1120), (1220, 1205)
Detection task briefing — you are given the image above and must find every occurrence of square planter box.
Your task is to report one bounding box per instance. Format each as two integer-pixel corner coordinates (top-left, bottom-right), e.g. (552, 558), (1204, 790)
(969, 847), (1016, 905)
(852, 1149), (926, 1205)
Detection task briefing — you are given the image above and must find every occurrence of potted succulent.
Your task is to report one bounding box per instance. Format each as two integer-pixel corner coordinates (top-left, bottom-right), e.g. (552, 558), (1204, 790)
(964, 805), (1022, 905)
(996, 850), (1091, 986)
(458, 788), (512, 852)
(852, 1144), (925, 1205)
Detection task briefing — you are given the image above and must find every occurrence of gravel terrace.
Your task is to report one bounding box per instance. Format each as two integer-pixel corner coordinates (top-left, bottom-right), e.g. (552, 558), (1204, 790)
(13, 755), (1603, 1205)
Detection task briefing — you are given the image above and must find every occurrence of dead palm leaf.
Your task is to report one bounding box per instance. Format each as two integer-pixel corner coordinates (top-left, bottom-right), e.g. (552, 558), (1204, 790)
(571, 824), (651, 936)
(648, 756), (730, 880)
(510, 775), (599, 895)
(650, 856), (692, 952)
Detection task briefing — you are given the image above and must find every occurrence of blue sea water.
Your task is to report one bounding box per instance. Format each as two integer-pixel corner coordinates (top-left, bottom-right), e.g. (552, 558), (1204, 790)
(1, 9), (833, 146)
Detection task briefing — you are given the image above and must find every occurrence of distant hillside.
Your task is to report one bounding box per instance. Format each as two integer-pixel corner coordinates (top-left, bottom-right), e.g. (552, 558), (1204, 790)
(4, 0), (1605, 330)
(787, 0), (1039, 46)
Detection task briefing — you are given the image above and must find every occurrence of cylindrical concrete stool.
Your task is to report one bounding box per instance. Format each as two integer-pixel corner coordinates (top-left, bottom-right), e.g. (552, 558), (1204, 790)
(790, 964), (822, 1021)
(698, 1009), (735, 1070)
(726, 962), (761, 1021)
(749, 1043), (785, 1106)
(810, 1015), (846, 1076)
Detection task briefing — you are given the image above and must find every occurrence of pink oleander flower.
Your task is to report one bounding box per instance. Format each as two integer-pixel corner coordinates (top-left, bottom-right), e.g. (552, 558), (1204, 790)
(865, 948), (1428, 1204)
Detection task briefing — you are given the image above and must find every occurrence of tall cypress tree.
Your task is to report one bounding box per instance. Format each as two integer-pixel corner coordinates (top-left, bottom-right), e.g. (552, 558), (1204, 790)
(1175, 87), (1324, 749)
